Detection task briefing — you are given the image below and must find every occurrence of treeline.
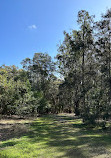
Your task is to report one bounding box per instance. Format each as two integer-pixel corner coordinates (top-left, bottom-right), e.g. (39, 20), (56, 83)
(0, 54), (59, 116)
(57, 9), (111, 125)
(0, 9), (111, 126)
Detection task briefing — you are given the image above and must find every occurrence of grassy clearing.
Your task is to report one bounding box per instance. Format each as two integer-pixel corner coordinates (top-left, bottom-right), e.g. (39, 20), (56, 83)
(0, 114), (111, 158)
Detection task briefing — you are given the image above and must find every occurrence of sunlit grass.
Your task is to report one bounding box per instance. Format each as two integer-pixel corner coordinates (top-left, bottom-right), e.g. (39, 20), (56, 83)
(0, 114), (111, 158)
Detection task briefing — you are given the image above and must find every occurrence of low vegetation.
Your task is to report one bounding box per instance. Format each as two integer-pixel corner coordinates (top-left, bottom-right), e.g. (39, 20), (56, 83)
(0, 114), (111, 158)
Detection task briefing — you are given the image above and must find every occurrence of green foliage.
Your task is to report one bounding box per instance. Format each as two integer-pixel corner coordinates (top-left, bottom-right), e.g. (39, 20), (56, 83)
(56, 9), (111, 126)
(1, 9), (111, 127)
(0, 64), (53, 116)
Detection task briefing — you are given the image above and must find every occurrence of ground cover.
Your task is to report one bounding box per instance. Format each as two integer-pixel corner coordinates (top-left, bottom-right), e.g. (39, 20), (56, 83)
(0, 114), (111, 158)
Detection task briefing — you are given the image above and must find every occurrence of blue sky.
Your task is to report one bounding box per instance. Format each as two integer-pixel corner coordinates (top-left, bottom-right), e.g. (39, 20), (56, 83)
(0, 0), (111, 67)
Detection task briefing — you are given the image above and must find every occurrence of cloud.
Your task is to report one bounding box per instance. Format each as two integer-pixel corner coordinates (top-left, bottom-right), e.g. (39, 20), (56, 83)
(28, 24), (37, 29)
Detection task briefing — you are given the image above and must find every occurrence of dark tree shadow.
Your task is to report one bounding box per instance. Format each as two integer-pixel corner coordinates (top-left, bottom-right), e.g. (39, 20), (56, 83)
(0, 121), (31, 141)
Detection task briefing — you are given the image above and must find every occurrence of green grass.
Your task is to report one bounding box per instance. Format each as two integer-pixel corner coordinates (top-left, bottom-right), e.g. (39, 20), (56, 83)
(0, 114), (111, 158)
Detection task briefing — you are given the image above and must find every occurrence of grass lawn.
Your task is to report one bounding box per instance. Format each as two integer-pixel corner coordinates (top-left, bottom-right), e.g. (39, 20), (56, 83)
(0, 114), (111, 158)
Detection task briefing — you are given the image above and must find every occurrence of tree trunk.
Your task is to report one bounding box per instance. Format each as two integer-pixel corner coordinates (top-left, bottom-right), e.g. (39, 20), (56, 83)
(74, 100), (80, 116)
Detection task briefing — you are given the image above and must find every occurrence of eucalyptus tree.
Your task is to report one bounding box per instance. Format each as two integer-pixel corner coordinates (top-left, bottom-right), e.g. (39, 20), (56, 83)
(21, 53), (55, 91)
(57, 10), (95, 119)
(56, 30), (82, 115)
(95, 9), (111, 120)
(76, 10), (95, 120)
(21, 53), (57, 113)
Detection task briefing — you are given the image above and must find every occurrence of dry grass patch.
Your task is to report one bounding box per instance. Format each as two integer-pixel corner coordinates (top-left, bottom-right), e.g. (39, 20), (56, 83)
(0, 116), (34, 141)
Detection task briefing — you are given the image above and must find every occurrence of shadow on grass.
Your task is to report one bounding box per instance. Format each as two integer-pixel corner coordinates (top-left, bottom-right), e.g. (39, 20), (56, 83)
(0, 141), (17, 148)
(0, 122), (30, 141)
(0, 114), (111, 158)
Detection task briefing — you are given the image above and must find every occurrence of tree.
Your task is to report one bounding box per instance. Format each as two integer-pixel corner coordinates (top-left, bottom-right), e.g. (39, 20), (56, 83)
(57, 10), (95, 119)
(95, 9), (111, 121)
(21, 53), (56, 114)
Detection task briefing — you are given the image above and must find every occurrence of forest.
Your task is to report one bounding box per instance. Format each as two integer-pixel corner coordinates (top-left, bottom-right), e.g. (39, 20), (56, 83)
(0, 9), (111, 128)
(1, 8), (111, 158)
